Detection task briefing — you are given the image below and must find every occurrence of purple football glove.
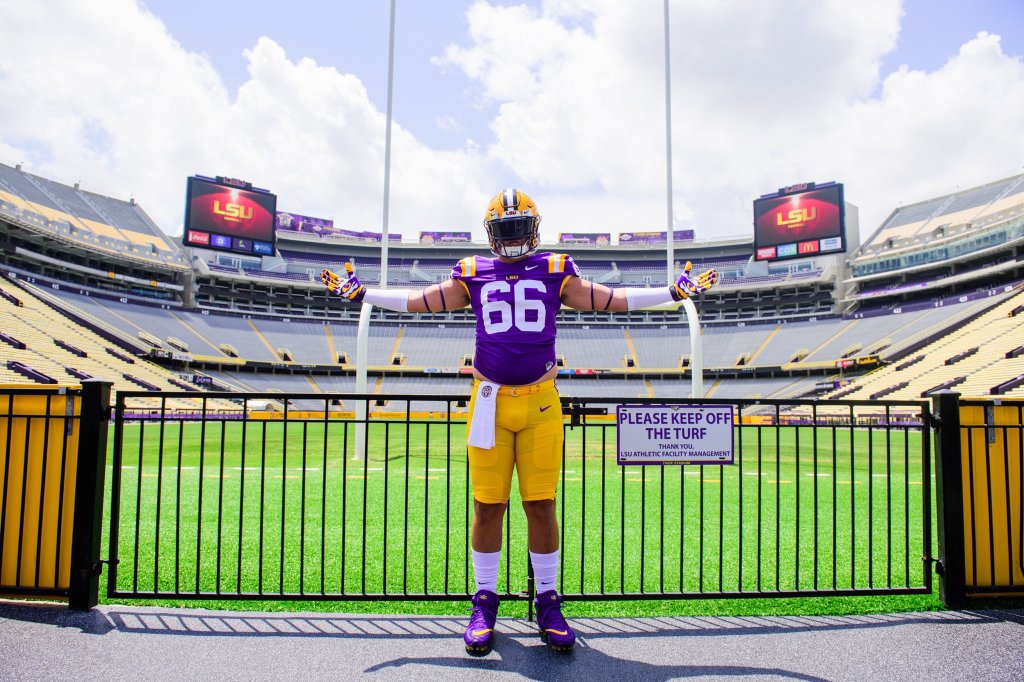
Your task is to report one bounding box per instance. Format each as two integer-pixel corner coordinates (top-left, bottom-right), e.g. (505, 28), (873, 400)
(321, 263), (365, 302)
(670, 261), (719, 301)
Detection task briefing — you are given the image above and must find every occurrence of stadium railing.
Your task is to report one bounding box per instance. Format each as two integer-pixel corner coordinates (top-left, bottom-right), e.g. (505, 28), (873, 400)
(7, 384), (1018, 612)
(103, 390), (942, 615)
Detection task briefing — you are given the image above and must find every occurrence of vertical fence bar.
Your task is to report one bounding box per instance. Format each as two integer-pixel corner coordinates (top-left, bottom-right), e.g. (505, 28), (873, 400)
(737, 405), (744, 593)
(32, 393), (53, 588)
(932, 391), (965, 607)
(868, 418), (874, 589)
(174, 404), (184, 594)
(300, 418), (309, 595)
(983, 418), (996, 587)
(320, 404), (329, 595)
(69, 380), (112, 611)
(236, 400), (248, 594)
(0, 394), (13, 581)
(216, 412), (226, 595)
(54, 392), (73, 590)
(849, 404), (856, 588)
(107, 391), (125, 598)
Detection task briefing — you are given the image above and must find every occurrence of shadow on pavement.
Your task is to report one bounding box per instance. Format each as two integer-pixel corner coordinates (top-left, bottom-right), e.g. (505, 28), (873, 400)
(2, 600), (1021, 641)
(364, 633), (833, 681)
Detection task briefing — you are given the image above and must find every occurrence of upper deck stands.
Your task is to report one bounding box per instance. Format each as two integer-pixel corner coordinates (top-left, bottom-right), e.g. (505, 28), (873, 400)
(860, 173), (1024, 254)
(0, 162), (185, 268)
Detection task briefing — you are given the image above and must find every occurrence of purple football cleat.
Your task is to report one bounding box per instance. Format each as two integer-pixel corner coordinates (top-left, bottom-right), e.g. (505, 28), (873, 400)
(535, 590), (575, 652)
(464, 590), (500, 655)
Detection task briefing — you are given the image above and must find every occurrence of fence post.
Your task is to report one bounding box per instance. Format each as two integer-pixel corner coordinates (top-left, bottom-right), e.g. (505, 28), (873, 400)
(931, 390), (965, 608)
(69, 380), (112, 611)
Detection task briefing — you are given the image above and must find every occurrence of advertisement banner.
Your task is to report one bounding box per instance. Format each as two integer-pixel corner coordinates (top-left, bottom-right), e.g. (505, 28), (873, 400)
(558, 233), (611, 245)
(276, 211), (334, 234)
(419, 231), (472, 244)
(618, 230), (694, 245)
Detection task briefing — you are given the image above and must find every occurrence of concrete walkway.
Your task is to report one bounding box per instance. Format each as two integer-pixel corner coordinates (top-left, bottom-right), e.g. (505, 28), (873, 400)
(1, 601), (1022, 681)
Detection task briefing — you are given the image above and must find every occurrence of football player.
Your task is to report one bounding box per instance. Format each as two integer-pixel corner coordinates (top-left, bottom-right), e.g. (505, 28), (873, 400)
(322, 189), (717, 655)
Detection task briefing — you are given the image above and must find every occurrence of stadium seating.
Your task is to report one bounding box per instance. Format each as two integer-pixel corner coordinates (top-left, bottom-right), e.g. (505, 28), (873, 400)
(824, 289), (1024, 400)
(4, 162), (1024, 409)
(0, 276), (233, 411)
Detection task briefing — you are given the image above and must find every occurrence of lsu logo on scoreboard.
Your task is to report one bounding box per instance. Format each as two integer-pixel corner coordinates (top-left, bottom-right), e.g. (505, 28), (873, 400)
(212, 200), (253, 223)
(776, 207), (817, 228)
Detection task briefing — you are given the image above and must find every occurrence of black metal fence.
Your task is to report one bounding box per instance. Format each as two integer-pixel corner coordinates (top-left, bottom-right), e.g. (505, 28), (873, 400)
(106, 391), (935, 603)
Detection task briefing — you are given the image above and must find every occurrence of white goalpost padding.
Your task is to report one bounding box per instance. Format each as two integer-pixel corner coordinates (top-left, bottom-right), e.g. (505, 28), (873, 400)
(354, 301), (372, 460)
(681, 296), (704, 399)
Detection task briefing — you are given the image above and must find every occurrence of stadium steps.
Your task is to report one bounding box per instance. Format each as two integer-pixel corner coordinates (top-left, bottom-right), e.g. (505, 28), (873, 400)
(387, 328), (406, 366)
(990, 369), (1024, 395)
(622, 329), (640, 368)
(167, 311), (234, 358)
(324, 324), (341, 364)
(5, 360), (56, 384)
(870, 381), (910, 400)
(801, 319), (859, 363)
(745, 324), (781, 365)
(0, 287), (22, 306)
(895, 355), (925, 371)
(245, 319), (284, 360)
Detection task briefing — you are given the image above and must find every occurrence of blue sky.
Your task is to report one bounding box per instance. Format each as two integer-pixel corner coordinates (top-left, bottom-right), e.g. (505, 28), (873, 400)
(148, 0), (1024, 151)
(1, 1), (1022, 243)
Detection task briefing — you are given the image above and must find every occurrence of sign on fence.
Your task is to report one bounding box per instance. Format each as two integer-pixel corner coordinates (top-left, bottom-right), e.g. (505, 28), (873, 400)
(616, 404), (734, 465)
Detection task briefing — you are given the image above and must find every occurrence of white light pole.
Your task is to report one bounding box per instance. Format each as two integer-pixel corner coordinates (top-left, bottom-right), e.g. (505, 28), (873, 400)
(356, 0), (398, 459)
(663, 0), (674, 287)
(664, 0), (703, 399)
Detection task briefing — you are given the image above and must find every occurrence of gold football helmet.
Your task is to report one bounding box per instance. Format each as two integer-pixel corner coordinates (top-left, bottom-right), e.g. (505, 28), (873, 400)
(483, 188), (541, 258)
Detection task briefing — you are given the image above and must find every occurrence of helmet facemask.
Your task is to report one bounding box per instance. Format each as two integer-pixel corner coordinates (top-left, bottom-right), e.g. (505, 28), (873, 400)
(486, 216), (540, 259)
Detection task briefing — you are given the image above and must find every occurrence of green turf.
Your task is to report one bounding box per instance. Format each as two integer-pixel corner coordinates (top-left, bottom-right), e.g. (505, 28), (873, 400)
(100, 418), (943, 616)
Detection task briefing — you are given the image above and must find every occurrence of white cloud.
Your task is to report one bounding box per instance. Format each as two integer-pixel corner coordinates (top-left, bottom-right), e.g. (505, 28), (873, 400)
(0, 0), (487, 237)
(0, 0), (1022, 248)
(441, 0), (1024, 241)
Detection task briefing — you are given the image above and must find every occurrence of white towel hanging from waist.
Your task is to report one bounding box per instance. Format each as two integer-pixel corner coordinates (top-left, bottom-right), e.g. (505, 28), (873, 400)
(467, 381), (498, 449)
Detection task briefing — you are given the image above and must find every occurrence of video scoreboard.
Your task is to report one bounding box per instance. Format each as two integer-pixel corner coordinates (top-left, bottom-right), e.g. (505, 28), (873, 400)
(182, 175), (277, 256)
(753, 182), (846, 262)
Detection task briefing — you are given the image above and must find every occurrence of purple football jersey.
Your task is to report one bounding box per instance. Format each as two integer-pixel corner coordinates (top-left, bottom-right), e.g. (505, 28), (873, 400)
(451, 252), (580, 385)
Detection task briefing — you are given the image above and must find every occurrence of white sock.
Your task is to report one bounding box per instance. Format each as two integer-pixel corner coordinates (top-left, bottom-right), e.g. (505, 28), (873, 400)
(530, 550), (559, 594)
(472, 550), (501, 593)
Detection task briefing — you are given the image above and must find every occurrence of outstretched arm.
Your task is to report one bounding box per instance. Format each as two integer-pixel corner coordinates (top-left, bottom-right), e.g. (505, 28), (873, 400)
(561, 261), (718, 312)
(321, 264), (470, 312)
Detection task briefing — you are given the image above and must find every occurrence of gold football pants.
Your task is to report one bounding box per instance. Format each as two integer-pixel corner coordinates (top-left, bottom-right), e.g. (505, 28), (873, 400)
(467, 379), (564, 503)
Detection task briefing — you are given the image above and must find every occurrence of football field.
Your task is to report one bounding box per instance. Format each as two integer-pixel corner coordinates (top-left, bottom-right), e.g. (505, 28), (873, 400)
(103, 418), (939, 616)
